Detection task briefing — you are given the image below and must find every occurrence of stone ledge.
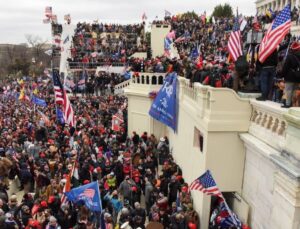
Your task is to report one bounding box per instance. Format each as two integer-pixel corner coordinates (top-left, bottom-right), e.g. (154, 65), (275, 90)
(240, 133), (280, 159)
(283, 108), (300, 129)
(271, 154), (300, 180)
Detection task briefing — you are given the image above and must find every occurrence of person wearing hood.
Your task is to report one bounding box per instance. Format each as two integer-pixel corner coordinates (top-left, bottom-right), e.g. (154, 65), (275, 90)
(282, 41), (300, 107)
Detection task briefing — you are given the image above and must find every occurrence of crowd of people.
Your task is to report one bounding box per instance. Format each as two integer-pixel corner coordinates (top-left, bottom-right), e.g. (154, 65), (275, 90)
(67, 22), (148, 68)
(63, 9), (300, 107)
(0, 77), (214, 229)
(149, 11), (300, 106)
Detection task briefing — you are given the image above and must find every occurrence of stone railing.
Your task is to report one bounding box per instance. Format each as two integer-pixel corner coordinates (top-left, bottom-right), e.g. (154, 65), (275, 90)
(249, 100), (287, 151)
(178, 77), (251, 131)
(114, 79), (131, 95)
(114, 72), (167, 95)
(131, 72), (167, 86)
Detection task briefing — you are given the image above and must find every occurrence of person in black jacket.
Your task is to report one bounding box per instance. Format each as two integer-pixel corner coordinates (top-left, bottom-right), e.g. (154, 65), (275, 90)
(282, 41), (300, 107)
(257, 49), (278, 101)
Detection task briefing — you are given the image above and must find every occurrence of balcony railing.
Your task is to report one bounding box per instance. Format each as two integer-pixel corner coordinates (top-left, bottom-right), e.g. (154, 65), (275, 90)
(131, 73), (166, 86)
(249, 100), (287, 150)
(114, 79), (131, 94)
(68, 62), (125, 69)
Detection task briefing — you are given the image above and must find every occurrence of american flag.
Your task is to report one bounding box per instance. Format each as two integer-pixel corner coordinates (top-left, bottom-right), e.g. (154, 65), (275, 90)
(52, 70), (64, 105)
(189, 170), (222, 198)
(63, 90), (75, 127)
(83, 188), (95, 198)
(218, 200), (242, 228)
(228, 16), (242, 62)
(52, 69), (75, 127)
(258, 4), (291, 63)
(45, 6), (52, 16)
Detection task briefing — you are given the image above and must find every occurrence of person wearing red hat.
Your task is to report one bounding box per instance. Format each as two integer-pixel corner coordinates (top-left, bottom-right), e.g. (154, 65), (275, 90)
(281, 41), (300, 107)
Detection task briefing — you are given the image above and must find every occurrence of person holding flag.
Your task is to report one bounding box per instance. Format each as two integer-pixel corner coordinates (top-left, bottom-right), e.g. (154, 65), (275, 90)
(65, 181), (102, 212)
(257, 4), (291, 101)
(190, 170), (243, 228)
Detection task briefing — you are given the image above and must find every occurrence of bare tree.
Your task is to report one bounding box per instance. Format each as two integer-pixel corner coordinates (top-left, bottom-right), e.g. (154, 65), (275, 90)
(25, 34), (48, 59)
(25, 34), (51, 76)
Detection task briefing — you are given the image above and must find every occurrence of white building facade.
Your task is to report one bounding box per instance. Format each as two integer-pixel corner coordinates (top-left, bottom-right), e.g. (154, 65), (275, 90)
(256, 0), (299, 15)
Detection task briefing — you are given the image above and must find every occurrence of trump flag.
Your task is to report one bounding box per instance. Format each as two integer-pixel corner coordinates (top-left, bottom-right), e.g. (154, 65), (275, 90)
(31, 95), (47, 107)
(149, 72), (177, 131)
(65, 181), (102, 212)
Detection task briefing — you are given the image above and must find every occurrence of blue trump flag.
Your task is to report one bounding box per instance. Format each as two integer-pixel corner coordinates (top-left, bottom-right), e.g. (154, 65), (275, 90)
(56, 107), (65, 125)
(31, 95), (47, 107)
(65, 181), (102, 212)
(149, 72), (177, 131)
(190, 47), (199, 59)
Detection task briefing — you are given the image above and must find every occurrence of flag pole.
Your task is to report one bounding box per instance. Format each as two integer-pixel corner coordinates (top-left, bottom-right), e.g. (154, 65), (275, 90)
(220, 193), (240, 228)
(208, 170), (241, 228)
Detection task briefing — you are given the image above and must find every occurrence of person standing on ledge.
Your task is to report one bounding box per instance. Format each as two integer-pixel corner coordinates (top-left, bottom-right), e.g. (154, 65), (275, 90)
(256, 49), (278, 101)
(281, 41), (300, 108)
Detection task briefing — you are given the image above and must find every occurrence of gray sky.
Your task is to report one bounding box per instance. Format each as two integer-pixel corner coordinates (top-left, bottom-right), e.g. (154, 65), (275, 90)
(0, 0), (256, 44)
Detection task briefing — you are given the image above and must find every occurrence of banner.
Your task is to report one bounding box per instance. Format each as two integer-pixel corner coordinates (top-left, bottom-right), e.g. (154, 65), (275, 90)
(149, 72), (177, 131)
(31, 95), (47, 107)
(56, 107), (65, 125)
(65, 181), (102, 212)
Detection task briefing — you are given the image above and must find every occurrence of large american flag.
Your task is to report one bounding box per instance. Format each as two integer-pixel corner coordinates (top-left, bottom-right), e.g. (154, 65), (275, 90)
(259, 4), (291, 63)
(189, 170), (222, 198)
(228, 16), (242, 62)
(52, 69), (75, 127)
(52, 70), (64, 105)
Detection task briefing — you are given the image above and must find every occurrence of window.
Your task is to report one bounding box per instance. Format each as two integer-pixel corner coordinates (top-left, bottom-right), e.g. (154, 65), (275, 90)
(194, 127), (204, 152)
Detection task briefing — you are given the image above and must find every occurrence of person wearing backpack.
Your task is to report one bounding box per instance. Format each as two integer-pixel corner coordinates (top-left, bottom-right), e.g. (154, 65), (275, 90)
(282, 41), (300, 107)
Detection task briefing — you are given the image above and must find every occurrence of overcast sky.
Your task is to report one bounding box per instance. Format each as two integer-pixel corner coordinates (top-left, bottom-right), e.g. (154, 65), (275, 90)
(0, 0), (256, 44)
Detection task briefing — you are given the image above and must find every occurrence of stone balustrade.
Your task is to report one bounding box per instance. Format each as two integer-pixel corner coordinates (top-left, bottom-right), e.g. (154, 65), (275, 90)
(114, 79), (131, 94)
(131, 72), (166, 86)
(248, 100), (287, 151)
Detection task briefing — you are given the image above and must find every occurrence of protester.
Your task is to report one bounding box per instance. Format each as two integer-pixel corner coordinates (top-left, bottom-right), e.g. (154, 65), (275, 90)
(0, 76), (203, 229)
